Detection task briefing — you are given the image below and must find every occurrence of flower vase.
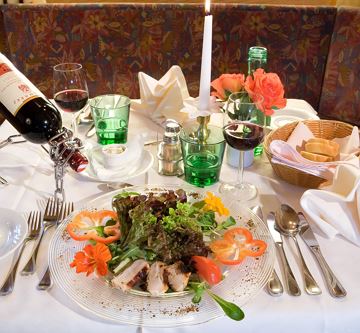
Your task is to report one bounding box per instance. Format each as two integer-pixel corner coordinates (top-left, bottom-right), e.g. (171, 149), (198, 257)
(226, 146), (254, 168)
(180, 115), (225, 187)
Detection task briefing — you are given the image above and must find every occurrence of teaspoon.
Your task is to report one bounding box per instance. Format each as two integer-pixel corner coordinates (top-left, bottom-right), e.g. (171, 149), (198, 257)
(277, 204), (322, 295)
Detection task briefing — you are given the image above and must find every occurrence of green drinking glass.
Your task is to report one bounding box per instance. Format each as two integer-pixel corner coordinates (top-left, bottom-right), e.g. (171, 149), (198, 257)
(89, 94), (130, 145)
(180, 119), (225, 187)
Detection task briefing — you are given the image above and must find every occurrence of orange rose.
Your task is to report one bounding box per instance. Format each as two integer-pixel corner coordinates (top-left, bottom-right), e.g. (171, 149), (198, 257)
(211, 74), (245, 101)
(245, 68), (286, 116)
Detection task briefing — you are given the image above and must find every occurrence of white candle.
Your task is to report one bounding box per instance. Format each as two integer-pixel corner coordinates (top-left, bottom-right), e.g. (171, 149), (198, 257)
(198, 0), (213, 111)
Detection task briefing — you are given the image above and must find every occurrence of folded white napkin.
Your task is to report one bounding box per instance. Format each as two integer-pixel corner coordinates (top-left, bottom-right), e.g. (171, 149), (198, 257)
(86, 135), (144, 181)
(131, 66), (190, 126)
(300, 164), (360, 246)
(270, 122), (360, 180)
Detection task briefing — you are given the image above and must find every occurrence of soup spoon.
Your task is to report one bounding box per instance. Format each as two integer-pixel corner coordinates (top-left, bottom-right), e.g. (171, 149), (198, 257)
(277, 204), (322, 295)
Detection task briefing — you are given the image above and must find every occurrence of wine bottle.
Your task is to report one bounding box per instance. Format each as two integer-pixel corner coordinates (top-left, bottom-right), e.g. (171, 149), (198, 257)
(0, 53), (88, 172)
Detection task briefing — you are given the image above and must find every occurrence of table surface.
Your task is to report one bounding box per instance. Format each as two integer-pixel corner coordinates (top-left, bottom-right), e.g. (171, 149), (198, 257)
(0, 110), (360, 333)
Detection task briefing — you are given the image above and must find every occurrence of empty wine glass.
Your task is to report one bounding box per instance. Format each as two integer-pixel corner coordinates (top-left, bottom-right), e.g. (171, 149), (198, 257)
(53, 63), (89, 133)
(219, 91), (264, 201)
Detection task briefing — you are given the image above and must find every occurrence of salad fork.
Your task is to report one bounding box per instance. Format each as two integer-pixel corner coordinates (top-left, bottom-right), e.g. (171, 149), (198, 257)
(37, 201), (74, 290)
(0, 211), (41, 296)
(21, 198), (61, 275)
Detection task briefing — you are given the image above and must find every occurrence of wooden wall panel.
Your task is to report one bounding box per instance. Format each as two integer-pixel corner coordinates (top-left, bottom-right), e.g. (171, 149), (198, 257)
(45, 0), (337, 5)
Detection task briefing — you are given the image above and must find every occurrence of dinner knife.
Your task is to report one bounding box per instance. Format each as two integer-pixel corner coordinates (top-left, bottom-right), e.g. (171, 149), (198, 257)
(251, 206), (283, 296)
(86, 124), (96, 138)
(267, 212), (301, 296)
(298, 212), (347, 298)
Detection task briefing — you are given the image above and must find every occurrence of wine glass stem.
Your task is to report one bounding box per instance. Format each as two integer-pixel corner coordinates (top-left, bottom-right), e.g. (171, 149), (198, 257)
(236, 150), (245, 186)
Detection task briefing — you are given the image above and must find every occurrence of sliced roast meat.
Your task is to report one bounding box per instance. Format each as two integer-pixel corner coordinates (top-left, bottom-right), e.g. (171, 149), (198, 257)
(111, 259), (150, 292)
(164, 261), (191, 292)
(147, 261), (168, 296)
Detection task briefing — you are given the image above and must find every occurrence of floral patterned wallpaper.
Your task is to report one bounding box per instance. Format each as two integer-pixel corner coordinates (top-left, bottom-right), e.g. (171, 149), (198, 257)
(1, 4), (336, 108)
(318, 7), (360, 124)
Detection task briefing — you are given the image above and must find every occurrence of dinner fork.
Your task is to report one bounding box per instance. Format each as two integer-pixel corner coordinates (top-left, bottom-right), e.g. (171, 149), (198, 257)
(0, 212), (42, 296)
(0, 175), (8, 185)
(37, 202), (74, 290)
(21, 198), (61, 275)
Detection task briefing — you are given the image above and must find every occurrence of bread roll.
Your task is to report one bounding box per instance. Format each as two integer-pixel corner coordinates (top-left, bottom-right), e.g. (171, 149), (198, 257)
(306, 138), (340, 150)
(305, 142), (339, 158)
(300, 151), (333, 162)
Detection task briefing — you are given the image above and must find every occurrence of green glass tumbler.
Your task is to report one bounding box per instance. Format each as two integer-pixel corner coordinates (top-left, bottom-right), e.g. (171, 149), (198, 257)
(89, 94), (131, 145)
(180, 121), (225, 187)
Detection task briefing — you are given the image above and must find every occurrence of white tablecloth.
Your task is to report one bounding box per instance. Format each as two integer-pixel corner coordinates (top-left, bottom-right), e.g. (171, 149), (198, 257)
(0, 110), (360, 333)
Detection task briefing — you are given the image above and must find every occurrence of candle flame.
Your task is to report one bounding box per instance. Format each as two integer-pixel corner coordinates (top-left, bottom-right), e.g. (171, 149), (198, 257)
(205, 0), (211, 15)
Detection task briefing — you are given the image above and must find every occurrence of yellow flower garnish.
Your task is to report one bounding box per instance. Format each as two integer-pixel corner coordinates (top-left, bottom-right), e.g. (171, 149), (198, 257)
(204, 192), (230, 216)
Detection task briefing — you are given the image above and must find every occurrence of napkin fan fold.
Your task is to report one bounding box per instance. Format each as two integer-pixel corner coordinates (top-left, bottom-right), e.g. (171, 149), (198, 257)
(131, 65), (190, 126)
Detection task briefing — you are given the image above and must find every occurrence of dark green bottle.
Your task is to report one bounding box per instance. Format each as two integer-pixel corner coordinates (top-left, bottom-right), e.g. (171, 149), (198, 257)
(247, 46), (269, 156)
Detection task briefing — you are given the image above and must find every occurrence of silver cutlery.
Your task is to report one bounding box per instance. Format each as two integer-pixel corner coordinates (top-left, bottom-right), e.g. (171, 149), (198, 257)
(37, 201), (74, 290)
(299, 212), (347, 298)
(0, 212), (42, 295)
(0, 175), (8, 185)
(251, 206), (283, 296)
(276, 205), (321, 295)
(85, 124), (96, 138)
(0, 134), (26, 149)
(267, 212), (301, 296)
(21, 198), (61, 275)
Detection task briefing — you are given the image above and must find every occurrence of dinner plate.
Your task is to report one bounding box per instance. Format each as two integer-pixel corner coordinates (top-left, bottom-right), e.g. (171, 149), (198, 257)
(271, 108), (319, 129)
(78, 150), (154, 183)
(0, 143), (42, 168)
(0, 208), (28, 260)
(49, 185), (275, 327)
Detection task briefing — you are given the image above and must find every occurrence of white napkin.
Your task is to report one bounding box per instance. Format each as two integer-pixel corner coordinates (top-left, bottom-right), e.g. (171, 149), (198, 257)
(300, 164), (360, 246)
(131, 66), (190, 126)
(270, 122), (360, 180)
(86, 135), (144, 181)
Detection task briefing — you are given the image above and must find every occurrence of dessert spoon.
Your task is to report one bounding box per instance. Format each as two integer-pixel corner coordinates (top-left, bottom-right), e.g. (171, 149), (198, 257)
(276, 204), (322, 295)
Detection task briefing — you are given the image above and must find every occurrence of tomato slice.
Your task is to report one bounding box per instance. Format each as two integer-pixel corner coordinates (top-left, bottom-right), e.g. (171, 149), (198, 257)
(210, 227), (267, 265)
(191, 256), (222, 285)
(67, 210), (120, 244)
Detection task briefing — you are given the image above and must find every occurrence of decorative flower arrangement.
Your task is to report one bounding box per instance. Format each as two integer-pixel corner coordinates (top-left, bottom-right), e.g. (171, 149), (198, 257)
(211, 69), (287, 117)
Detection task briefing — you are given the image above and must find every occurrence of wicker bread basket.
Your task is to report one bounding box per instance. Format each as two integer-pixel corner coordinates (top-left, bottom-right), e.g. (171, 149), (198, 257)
(263, 120), (355, 188)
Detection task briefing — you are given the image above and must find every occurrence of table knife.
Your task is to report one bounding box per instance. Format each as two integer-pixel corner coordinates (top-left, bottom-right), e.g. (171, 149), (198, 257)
(299, 213), (347, 298)
(251, 206), (283, 296)
(86, 124), (96, 138)
(267, 212), (301, 296)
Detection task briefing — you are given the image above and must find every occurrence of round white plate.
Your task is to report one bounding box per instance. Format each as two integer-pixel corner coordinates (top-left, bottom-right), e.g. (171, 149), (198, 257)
(78, 150), (154, 183)
(0, 143), (42, 168)
(49, 185), (275, 327)
(0, 208), (28, 260)
(271, 108), (319, 129)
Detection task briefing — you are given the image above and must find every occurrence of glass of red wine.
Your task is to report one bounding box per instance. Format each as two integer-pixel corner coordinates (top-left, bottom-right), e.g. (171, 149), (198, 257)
(53, 63), (89, 133)
(219, 91), (264, 201)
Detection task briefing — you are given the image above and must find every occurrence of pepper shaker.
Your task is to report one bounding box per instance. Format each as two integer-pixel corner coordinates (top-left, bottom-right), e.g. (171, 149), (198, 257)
(157, 120), (183, 176)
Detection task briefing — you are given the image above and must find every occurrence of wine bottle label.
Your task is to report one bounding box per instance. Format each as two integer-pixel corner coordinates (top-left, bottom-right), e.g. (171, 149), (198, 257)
(0, 53), (44, 116)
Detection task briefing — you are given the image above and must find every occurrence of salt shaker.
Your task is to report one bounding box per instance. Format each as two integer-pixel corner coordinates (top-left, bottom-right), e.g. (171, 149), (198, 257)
(157, 120), (183, 176)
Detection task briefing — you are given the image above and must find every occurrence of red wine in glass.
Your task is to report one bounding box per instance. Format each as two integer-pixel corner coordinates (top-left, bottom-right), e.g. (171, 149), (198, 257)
(54, 89), (88, 113)
(223, 122), (264, 151)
